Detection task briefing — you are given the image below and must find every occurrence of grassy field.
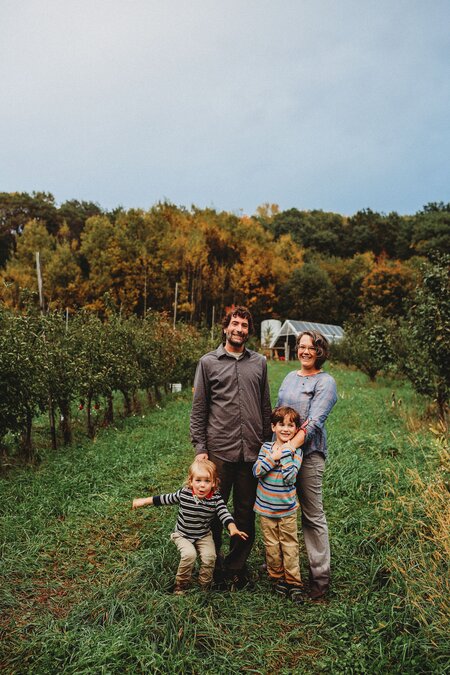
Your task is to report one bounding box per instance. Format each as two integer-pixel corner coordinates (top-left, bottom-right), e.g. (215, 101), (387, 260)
(1, 361), (448, 674)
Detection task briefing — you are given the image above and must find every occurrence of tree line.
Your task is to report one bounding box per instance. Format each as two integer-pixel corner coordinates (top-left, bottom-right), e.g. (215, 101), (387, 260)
(1, 192), (449, 327)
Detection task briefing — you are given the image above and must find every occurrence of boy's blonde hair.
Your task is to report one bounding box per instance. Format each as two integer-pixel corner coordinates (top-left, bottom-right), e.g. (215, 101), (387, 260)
(186, 458), (219, 489)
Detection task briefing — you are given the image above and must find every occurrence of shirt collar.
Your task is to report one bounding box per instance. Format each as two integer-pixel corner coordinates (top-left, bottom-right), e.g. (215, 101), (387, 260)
(216, 343), (249, 359)
(191, 488), (214, 502)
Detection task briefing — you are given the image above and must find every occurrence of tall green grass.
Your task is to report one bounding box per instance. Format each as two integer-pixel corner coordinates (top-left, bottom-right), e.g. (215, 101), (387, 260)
(1, 362), (448, 674)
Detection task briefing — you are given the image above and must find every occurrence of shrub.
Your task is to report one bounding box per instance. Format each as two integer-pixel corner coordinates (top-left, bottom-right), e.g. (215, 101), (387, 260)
(0, 309), (47, 458)
(338, 309), (396, 381)
(391, 254), (449, 423)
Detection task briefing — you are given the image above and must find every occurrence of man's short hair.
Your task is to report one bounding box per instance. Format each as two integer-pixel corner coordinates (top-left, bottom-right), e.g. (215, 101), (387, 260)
(270, 406), (301, 428)
(222, 306), (254, 333)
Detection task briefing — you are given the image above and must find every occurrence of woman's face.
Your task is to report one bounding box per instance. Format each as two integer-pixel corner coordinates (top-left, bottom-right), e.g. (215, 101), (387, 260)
(297, 334), (317, 370)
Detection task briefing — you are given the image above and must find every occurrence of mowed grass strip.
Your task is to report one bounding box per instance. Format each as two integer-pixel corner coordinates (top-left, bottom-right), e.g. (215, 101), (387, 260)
(0, 362), (448, 674)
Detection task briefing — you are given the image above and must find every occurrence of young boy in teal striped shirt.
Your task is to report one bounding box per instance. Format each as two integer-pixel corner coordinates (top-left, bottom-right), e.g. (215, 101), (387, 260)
(253, 406), (305, 603)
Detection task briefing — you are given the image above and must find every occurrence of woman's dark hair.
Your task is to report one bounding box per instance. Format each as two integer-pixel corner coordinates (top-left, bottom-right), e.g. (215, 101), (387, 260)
(271, 406), (301, 428)
(296, 330), (330, 368)
(222, 306), (254, 334)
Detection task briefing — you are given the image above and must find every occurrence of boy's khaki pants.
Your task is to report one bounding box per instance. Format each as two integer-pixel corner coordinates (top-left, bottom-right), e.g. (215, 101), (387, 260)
(170, 531), (216, 588)
(260, 511), (302, 586)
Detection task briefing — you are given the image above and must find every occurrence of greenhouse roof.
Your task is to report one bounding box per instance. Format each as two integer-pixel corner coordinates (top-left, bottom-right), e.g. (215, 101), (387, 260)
(269, 320), (344, 347)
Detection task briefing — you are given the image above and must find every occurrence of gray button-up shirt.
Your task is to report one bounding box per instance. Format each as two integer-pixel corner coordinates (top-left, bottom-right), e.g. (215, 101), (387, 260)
(190, 344), (272, 462)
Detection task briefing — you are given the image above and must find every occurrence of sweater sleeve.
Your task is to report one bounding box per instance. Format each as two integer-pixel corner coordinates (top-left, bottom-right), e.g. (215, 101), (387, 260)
(153, 489), (182, 507)
(214, 493), (235, 528)
(279, 448), (303, 486)
(190, 359), (211, 456)
(304, 376), (337, 441)
(253, 444), (277, 478)
(261, 360), (273, 442)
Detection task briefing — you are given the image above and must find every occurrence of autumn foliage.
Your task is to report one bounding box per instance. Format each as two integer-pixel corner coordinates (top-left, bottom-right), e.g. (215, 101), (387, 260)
(2, 194), (449, 328)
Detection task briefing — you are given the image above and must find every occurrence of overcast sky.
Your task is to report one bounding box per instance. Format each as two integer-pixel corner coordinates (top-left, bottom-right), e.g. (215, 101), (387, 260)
(1, 0), (449, 216)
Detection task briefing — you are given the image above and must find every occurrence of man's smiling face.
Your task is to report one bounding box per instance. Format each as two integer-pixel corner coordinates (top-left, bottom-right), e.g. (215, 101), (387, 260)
(224, 315), (249, 352)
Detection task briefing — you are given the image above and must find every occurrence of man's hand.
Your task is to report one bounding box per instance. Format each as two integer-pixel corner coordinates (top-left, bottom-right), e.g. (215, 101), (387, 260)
(197, 453), (208, 461)
(132, 497), (153, 509)
(228, 523), (248, 540)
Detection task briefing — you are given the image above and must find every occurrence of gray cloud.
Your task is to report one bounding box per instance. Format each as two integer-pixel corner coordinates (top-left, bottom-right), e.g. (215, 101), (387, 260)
(1, 0), (449, 214)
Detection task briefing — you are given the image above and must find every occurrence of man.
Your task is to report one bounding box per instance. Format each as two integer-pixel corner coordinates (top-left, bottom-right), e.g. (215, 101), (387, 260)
(190, 306), (272, 587)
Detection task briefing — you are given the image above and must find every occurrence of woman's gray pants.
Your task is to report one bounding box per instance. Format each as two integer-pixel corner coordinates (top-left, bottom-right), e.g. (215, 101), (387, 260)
(296, 452), (330, 593)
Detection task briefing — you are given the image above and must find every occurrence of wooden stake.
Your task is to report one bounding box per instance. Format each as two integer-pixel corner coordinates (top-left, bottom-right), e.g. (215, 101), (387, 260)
(36, 253), (57, 449)
(35, 252), (44, 311)
(173, 282), (178, 328)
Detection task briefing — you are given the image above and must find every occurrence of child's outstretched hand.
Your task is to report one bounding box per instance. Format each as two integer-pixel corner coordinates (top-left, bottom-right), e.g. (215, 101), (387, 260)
(228, 523), (248, 540)
(132, 497), (153, 509)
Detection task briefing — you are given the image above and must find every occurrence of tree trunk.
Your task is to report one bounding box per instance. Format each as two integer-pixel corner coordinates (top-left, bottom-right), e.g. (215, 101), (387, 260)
(103, 393), (114, 426)
(133, 392), (141, 413)
(121, 390), (132, 416)
(87, 392), (95, 438)
(146, 388), (155, 406)
(59, 399), (72, 445)
(20, 409), (34, 461)
(49, 394), (57, 450)
(190, 270), (195, 323)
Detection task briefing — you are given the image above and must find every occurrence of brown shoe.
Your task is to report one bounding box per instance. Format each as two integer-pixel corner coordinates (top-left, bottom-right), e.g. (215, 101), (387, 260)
(273, 580), (290, 597)
(289, 585), (308, 604)
(309, 585), (329, 600)
(173, 584), (187, 595)
(199, 582), (212, 592)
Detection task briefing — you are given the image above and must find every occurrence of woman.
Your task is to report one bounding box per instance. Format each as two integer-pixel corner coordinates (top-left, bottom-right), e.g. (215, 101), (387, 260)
(277, 330), (337, 600)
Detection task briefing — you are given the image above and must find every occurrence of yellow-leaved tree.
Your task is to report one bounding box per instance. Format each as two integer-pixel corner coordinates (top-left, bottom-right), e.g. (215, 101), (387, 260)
(0, 219), (55, 308)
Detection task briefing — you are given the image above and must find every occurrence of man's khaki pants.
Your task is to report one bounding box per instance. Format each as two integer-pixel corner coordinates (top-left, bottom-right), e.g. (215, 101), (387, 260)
(260, 511), (302, 586)
(170, 532), (217, 588)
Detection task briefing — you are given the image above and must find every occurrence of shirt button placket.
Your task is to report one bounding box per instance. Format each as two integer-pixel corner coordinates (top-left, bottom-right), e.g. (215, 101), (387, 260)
(236, 360), (245, 460)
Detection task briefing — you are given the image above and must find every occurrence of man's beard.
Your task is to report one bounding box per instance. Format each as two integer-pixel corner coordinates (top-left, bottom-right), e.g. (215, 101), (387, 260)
(224, 329), (248, 348)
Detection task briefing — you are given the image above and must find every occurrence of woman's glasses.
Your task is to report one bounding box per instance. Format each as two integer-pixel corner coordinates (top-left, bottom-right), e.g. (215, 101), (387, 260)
(298, 344), (317, 352)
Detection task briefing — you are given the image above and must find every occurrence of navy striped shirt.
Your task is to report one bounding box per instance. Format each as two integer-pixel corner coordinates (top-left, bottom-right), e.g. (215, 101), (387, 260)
(153, 487), (234, 542)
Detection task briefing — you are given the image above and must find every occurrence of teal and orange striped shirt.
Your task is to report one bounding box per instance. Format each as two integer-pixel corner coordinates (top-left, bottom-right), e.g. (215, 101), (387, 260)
(253, 442), (303, 518)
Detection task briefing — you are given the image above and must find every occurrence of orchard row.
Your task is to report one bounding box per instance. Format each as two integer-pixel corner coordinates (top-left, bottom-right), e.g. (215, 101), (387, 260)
(0, 309), (208, 459)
